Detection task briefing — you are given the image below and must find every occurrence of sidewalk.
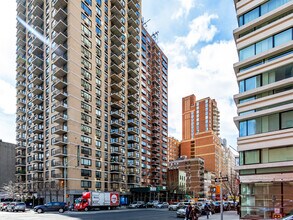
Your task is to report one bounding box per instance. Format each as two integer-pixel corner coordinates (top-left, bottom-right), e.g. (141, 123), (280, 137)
(199, 211), (239, 220)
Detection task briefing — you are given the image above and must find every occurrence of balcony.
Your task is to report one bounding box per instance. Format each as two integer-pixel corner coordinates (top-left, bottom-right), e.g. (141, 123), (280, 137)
(110, 138), (123, 146)
(128, 127), (139, 135)
(32, 94), (43, 105)
(32, 135), (43, 144)
(17, 2), (25, 13)
(128, 135), (139, 143)
(128, 17), (139, 29)
(128, 85), (139, 94)
(15, 169), (26, 175)
(52, 8), (67, 21)
(32, 0), (43, 7)
(110, 147), (121, 155)
(128, 60), (139, 70)
(31, 44), (43, 56)
(110, 129), (124, 137)
(31, 5), (43, 17)
(16, 38), (26, 47)
(53, 137), (67, 146)
(31, 55), (43, 67)
(15, 161), (26, 167)
(33, 124), (44, 133)
(128, 42), (139, 53)
(111, 35), (123, 47)
(111, 81), (123, 92)
(52, 148), (67, 157)
(127, 163), (136, 168)
(32, 105), (43, 114)
(31, 75), (43, 86)
(32, 114), (43, 124)
(128, 143), (139, 151)
(52, 173), (64, 179)
(110, 62), (123, 75)
(128, 119), (139, 127)
(16, 90), (26, 98)
(52, 43), (68, 57)
(128, 67), (139, 78)
(128, 51), (139, 62)
(111, 91), (123, 101)
(111, 110), (124, 119)
(52, 0), (67, 9)
(31, 154), (43, 163)
(52, 19), (67, 33)
(152, 147), (160, 153)
(110, 101), (124, 110)
(128, 94), (139, 102)
(32, 85), (43, 95)
(52, 31), (67, 45)
(16, 98), (26, 107)
(53, 77), (67, 90)
(53, 66), (67, 78)
(111, 72), (124, 83)
(111, 24), (122, 36)
(32, 145), (44, 153)
(52, 53), (67, 68)
(31, 15), (43, 28)
(111, 15), (123, 29)
(31, 167), (43, 173)
(55, 91), (68, 103)
(54, 101), (68, 112)
(128, 110), (139, 119)
(128, 102), (139, 111)
(16, 64), (25, 74)
(52, 113), (68, 124)
(52, 125), (68, 135)
(111, 118), (124, 127)
(111, 44), (122, 57)
(111, 53), (123, 66)
(16, 55), (26, 65)
(111, 0), (123, 10)
(128, 34), (139, 45)
(16, 151), (26, 158)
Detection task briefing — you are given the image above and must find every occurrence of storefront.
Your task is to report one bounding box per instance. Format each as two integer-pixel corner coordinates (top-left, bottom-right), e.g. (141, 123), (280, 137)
(240, 182), (293, 219)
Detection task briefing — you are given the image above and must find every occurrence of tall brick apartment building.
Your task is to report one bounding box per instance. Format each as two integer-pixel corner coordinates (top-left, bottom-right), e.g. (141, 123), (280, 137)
(180, 94), (222, 176)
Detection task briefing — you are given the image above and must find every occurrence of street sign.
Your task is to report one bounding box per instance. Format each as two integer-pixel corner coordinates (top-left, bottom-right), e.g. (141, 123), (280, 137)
(215, 177), (228, 183)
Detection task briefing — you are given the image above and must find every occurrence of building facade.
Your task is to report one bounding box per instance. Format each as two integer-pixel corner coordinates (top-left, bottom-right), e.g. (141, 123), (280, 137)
(167, 137), (180, 162)
(140, 26), (168, 187)
(233, 0), (293, 218)
(0, 140), (16, 188)
(16, 0), (167, 203)
(169, 157), (205, 198)
(180, 94), (222, 176)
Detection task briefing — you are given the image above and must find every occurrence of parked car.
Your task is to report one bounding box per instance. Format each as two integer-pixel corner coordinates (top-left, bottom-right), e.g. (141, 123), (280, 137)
(0, 202), (10, 211)
(223, 201), (231, 211)
(168, 202), (185, 211)
(34, 202), (67, 213)
(146, 200), (159, 208)
(156, 202), (169, 208)
(129, 201), (146, 208)
(283, 215), (293, 220)
(194, 202), (204, 214)
(6, 202), (16, 212)
(176, 205), (188, 218)
(213, 201), (221, 213)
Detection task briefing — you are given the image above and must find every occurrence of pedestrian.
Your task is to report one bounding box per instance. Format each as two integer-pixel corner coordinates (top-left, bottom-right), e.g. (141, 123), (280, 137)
(189, 206), (201, 220)
(185, 203), (192, 220)
(204, 203), (211, 219)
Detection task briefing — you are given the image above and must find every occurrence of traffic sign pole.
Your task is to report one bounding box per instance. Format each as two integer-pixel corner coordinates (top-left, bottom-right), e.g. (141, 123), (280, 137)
(220, 178), (223, 220)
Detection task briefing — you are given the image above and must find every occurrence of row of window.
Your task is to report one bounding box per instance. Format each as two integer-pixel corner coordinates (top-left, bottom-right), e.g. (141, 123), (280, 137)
(239, 63), (293, 93)
(239, 110), (293, 137)
(238, 0), (291, 26)
(239, 28), (293, 61)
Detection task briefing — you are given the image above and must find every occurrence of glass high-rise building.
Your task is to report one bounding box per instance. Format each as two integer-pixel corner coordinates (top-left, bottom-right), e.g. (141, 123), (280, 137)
(15, 0), (168, 203)
(233, 0), (293, 218)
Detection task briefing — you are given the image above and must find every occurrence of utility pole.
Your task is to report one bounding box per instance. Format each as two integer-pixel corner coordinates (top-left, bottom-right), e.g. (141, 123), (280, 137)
(220, 178), (223, 220)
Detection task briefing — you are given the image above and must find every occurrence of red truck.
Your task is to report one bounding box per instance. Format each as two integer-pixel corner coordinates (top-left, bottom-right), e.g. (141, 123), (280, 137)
(75, 192), (119, 211)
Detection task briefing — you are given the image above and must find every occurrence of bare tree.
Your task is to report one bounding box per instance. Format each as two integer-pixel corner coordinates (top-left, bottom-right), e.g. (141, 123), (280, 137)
(1, 181), (25, 201)
(223, 173), (239, 203)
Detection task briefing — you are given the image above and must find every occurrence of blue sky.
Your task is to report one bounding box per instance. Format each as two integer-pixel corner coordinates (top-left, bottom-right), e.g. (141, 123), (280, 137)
(0, 0), (239, 149)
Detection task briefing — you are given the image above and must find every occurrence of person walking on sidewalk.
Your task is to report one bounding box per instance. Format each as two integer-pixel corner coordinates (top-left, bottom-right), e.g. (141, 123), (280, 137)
(204, 203), (211, 219)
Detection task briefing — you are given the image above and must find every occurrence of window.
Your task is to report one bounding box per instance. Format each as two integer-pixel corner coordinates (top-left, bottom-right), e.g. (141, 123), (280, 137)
(81, 169), (91, 177)
(81, 102), (92, 112)
(281, 111), (293, 129)
(82, 24), (92, 37)
(244, 150), (260, 165)
(81, 158), (92, 166)
(81, 13), (92, 27)
(81, 146), (92, 155)
(81, 135), (92, 144)
(81, 124), (92, 133)
(81, 180), (91, 188)
(81, 2), (92, 16)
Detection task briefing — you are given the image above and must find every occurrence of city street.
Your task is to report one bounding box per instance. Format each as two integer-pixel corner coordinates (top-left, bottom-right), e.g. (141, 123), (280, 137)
(0, 209), (239, 220)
